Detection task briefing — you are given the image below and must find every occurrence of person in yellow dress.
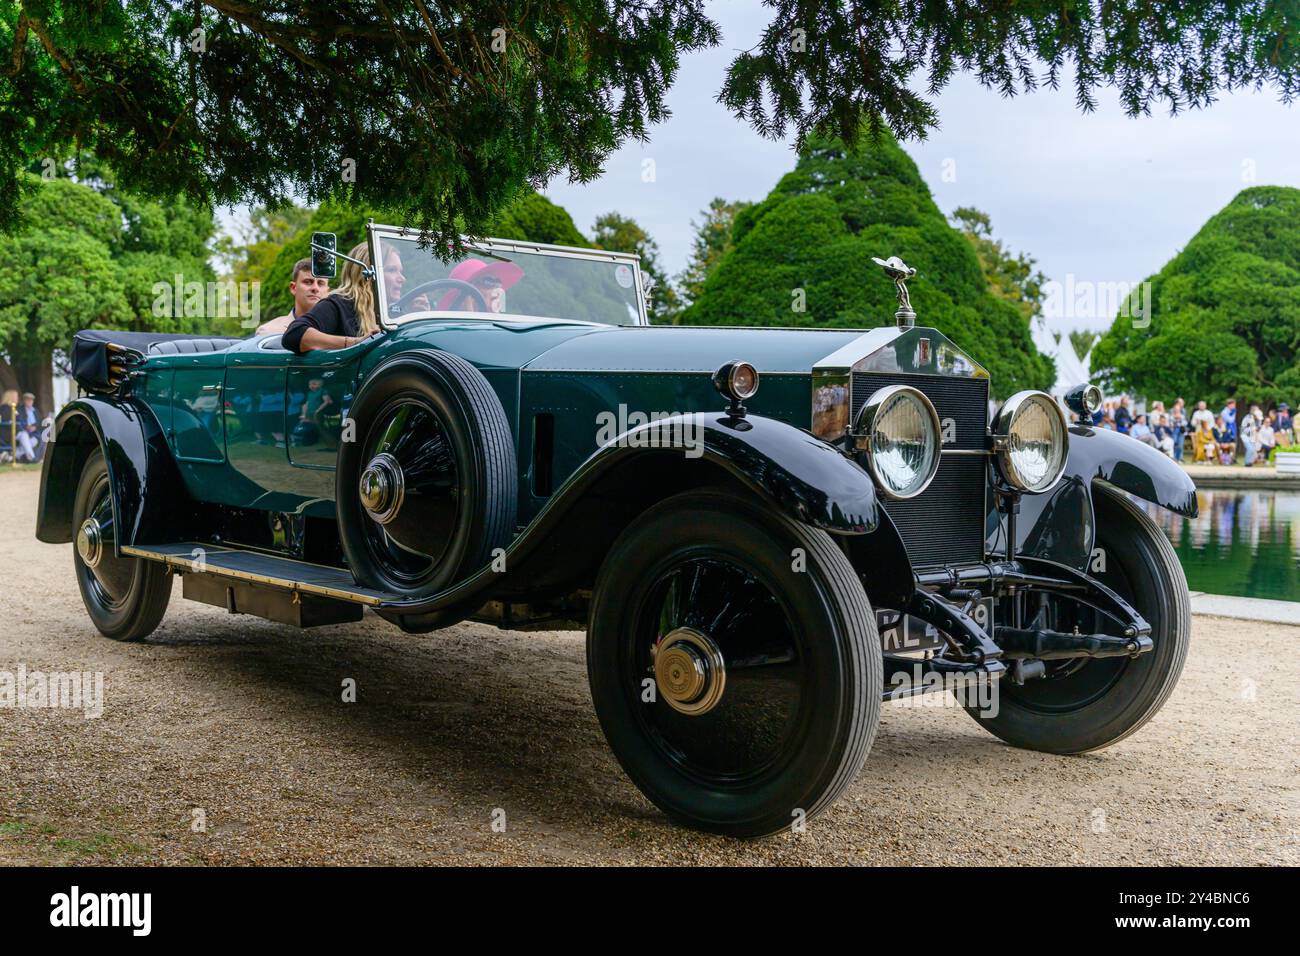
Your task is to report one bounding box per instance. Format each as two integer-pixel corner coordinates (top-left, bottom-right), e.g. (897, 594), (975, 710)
(1193, 415), (1217, 463)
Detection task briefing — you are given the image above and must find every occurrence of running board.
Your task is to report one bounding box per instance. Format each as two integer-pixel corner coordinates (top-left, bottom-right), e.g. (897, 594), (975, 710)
(122, 542), (392, 606)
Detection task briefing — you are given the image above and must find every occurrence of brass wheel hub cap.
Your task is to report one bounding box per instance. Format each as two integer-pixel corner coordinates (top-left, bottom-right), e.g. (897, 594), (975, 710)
(654, 627), (726, 716)
(76, 517), (104, 569)
(358, 452), (405, 525)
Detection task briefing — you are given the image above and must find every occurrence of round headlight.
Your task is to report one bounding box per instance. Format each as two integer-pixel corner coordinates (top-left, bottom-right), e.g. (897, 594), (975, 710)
(854, 385), (941, 499)
(994, 391), (1069, 493)
(713, 360), (760, 403)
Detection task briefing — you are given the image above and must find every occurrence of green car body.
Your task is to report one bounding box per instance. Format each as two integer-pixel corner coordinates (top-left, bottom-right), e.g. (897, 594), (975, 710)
(36, 224), (1200, 838)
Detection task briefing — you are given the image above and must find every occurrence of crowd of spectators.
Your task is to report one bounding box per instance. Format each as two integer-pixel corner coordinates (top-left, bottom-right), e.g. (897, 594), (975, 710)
(1079, 394), (1294, 466)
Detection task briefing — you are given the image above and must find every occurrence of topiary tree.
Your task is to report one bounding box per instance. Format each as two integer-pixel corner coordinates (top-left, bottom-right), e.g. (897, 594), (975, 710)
(681, 135), (1053, 397)
(1090, 186), (1300, 408)
(491, 193), (590, 248)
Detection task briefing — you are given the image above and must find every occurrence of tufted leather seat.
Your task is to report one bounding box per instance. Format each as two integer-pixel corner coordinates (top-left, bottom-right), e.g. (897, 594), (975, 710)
(147, 337), (243, 356)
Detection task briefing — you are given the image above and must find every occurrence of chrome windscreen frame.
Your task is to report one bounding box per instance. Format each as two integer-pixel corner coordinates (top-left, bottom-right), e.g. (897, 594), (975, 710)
(365, 222), (651, 331)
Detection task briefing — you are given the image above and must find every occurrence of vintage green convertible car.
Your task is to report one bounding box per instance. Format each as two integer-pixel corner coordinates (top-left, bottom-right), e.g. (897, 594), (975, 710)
(38, 223), (1197, 837)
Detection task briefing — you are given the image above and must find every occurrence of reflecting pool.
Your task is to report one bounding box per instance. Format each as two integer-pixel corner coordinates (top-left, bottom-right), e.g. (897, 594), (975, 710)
(1140, 490), (1300, 602)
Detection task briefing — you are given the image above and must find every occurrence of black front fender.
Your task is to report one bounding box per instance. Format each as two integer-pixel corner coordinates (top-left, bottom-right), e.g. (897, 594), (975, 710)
(36, 396), (185, 551)
(1009, 425), (1198, 571)
(640, 411), (881, 534)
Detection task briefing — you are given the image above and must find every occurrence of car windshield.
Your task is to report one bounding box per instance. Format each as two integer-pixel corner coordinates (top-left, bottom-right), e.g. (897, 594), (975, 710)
(377, 234), (645, 327)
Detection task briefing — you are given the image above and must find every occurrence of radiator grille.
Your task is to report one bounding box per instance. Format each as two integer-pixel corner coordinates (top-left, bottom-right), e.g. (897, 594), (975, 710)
(852, 372), (989, 568)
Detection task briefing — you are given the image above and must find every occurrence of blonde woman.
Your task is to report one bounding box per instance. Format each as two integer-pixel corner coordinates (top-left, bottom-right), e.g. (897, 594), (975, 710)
(285, 241), (416, 353)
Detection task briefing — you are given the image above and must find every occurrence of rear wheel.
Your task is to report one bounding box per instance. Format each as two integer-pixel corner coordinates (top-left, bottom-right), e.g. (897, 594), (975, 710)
(72, 449), (171, 641)
(587, 488), (881, 838)
(970, 485), (1190, 753)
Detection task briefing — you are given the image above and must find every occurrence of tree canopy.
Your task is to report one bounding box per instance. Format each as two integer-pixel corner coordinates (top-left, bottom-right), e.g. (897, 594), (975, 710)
(1090, 186), (1300, 407)
(677, 197), (752, 311)
(720, 1), (1300, 146)
(0, 168), (217, 407)
(681, 135), (1053, 397)
(4, 2), (1296, 247)
(591, 212), (680, 323)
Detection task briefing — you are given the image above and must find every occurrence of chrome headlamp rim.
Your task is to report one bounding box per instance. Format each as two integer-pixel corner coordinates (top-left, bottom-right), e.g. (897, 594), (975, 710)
(853, 384), (942, 500)
(993, 389), (1070, 494)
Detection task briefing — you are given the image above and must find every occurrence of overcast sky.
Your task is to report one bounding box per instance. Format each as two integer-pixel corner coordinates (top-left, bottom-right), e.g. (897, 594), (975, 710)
(543, 1), (1300, 333)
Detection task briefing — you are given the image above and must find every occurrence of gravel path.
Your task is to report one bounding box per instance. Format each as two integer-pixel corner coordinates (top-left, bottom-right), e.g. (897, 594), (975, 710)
(1, 468), (1296, 865)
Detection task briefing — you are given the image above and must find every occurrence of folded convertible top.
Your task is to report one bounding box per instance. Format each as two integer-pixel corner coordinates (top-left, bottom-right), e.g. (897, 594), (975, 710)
(71, 330), (243, 393)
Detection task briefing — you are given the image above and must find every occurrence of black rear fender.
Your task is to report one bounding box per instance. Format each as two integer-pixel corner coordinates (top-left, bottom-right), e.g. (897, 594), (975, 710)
(36, 397), (188, 552)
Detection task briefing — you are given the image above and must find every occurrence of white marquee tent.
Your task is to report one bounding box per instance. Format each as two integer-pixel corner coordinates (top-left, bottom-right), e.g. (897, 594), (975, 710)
(1031, 317), (1093, 399)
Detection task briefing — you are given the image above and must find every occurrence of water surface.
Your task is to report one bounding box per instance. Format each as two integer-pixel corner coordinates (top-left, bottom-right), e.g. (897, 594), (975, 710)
(1141, 490), (1300, 602)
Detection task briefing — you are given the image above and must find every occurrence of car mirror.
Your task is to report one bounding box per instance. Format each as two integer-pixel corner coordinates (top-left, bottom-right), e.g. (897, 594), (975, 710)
(310, 232), (338, 278)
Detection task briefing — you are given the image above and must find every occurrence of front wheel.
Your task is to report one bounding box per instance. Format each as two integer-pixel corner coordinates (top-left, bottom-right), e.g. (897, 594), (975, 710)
(969, 484), (1191, 753)
(72, 448), (172, 641)
(587, 488), (881, 838)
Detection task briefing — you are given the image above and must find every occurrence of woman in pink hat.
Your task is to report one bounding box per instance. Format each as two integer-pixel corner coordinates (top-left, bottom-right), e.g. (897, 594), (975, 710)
(437, 258), (525, 313)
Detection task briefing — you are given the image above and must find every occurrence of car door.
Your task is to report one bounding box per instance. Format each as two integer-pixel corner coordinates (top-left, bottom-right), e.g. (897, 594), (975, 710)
(286, 349), (359, 476)
(226, 338), (367, 509)
(224, 338), (294, 503)
(171, 354), (228, 464)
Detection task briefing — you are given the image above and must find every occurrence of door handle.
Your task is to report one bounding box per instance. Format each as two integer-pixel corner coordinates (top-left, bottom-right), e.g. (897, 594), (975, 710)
(201, 383), (223, 392)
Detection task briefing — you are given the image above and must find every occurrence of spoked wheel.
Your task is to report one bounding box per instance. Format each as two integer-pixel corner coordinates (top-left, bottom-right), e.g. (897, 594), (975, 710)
(72, 449), (171, 641)
(337, 351), (516, 605)
(588, 488), (881, 838)
(354, 397), (460, 589)
(968, 484), (1191, 753)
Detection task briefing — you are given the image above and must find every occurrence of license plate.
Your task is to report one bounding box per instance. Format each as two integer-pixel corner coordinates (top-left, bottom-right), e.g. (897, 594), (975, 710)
(878, 598), (994, 654)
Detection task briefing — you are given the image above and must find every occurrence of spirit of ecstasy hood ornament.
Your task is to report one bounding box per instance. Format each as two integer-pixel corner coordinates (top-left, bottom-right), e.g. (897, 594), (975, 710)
(872, 255), (917, 328)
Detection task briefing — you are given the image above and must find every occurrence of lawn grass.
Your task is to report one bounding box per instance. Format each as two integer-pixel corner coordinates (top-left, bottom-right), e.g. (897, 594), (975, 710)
(1, 818), (146, 862)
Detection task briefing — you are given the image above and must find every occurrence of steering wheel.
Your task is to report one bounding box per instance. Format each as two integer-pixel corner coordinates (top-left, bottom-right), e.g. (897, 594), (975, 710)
(391, 278), (487, 316)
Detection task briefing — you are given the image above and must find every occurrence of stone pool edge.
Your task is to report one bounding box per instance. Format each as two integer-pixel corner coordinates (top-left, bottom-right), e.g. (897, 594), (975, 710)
(1189, 592), (1300, 625)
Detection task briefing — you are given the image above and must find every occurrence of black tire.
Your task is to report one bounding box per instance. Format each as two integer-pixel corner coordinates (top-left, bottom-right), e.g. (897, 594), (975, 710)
(337, 350), (516, 598)
(970, 485), (1191, 753)
(588, 488), (881, 838)
(72, 448), (171, 641)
